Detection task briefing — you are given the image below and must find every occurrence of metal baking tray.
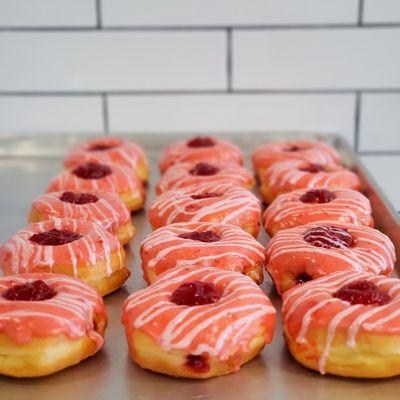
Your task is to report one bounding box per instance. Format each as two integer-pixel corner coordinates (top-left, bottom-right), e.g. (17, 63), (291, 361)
(0, 132), (399, 400)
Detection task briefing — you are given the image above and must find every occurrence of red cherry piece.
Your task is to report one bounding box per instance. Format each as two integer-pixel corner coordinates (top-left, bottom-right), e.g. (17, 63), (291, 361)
(187, 137), (216, 148)
(333, 280), (391, 306)
(185, 354), (210, 373)
(299, 163), (326, 173)
(178, 230), (221, 243)
(191, 192), (222, 200)
(72, 163), (112, 179)
(2, 280), (56, 301)
(60, 191), (99, 204)
(171, 281), (222, 306)
(30, 229), (82, 246)
(299, 189), (336, 204)
(189, 162), (219, 176)
(303, 225), (354, 249)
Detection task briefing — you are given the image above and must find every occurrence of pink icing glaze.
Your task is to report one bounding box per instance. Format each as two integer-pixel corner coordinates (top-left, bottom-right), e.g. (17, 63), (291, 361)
(0, 273), (106, 347)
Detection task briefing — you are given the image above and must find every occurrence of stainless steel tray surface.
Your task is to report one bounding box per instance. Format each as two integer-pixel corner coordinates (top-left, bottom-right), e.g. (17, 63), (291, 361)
(0, 132), (399, 400)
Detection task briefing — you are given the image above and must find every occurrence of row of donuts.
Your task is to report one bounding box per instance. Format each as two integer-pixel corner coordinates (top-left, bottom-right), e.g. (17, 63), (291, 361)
(252, 139), (400, 378)
(0, 136), (151, 377)
(129, 136), (400, 379)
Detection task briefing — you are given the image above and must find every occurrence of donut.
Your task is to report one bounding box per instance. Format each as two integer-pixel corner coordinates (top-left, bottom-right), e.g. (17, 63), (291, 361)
(141, 222), (265, 284)
(122, 266), (276, 379)
(263, 188), (373, 237)
(156, 161), (254, 195)
(0, 273), (106, 377)
(64, 136), (149, 182)
(259, 159), (361, 204)
(159, 136), (243, 174)
(29, 190), (135, 245)
(252, 139), (340, 177)
(0, 218), (128, 296)
(46, 162), (145, 212)
(149, 183), (262, 237)
(266, 222), (395, 295)
(282, 271), (400, 378)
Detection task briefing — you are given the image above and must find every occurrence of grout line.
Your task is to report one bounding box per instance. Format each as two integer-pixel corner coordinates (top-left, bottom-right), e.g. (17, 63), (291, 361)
(2, 23), (400, 32)
(102, 93), (109, 133)
(95, 0), (102, 29)
(358, 0), (364, 26)
(354, 92), (362, 151)
(226, 28), (232, 92)
(2, 89), (400, 96)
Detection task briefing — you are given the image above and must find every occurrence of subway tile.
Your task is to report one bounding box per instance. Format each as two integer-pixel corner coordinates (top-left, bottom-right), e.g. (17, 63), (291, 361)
(0, 0), (96, 27)
(361, 155), (400, 210)
(359, 93), (400, 151)
(108, 94), (355, 146)
(363, 0), (400, 24)
(102, 0), (358, 27)
(233, 28), (400, 90)
(0, 32), (226, 91)
(0, 96), (103, 133)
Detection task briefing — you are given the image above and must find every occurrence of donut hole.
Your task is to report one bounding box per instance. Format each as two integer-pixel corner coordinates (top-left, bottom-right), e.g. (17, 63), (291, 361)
(88, 139), (120, 151)
(30, 229), (82, 246)
(185, 354), (210, 373)
(2, 280), (56, 301)
(191, 192), (222, 200)
(60, 191), (99, 205)
(299, 189), (336, 204)
(187, 136), (216, 148)
(171, 281), (222, 306)
(189, 162), (219, 176)
(178, 230), (221, 243)
(299, 163), (326, 173)
(296, 272), (312, 285)
(283, 145), (308, 152)
(72, 162), (112, 179)
(333, 280), (391, 306)
(303, 225), (354, 249)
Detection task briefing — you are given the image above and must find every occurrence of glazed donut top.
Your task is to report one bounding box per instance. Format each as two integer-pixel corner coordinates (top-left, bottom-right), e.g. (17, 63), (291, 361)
(64, 136), (148, 171)
(282, 271), (400, 374)
(149, 183), (261, 227)
(261, 159), (360, 192)
(46, 162), (144, 196)
(122, 266), (275, 361)
(252, 140), (340, 173)
(0, 218), (123, 276)
(266, 222), (395, 275)
(263, 188), (373, 229)
(141, 222), (265, 271)
(159, 136), (243, 174)
(32, 190), (131, 233)
(156, 161), (254, 194)
(0, 273), (106, 346)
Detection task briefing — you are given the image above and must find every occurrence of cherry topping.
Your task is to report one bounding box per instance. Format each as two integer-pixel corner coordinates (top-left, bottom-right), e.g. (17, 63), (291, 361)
(72, 163), (112, 179)
(171, 281), (222, 306)
(178, 230), (221, 243)
(88, 143), (116, 151)
(299, 189), (336, 204)
(296, 272), (312, 285)
(30, 229), (82, 246)
(303, 225), (354, 249)
(2, 280), (56, 301)
(187, 136), (216, 148)
(299, 163), (326, 173)
(333, 280), (390, 306)
(185, 354), (210, 373)
(191, 192), (222, 200)
(60, 191), (99, 205)
(189, 162), (219, 176)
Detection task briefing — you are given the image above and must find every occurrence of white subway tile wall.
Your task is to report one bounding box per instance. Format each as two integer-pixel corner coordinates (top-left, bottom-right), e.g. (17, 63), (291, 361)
(0, 1), (399, 206)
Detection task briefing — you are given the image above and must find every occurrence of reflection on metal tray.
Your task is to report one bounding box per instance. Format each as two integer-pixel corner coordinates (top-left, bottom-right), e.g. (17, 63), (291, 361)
(0, 132), (398, 400)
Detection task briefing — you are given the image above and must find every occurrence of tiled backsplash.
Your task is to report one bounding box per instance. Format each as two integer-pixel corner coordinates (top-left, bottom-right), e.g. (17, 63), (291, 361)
(0, 1), (399, 156)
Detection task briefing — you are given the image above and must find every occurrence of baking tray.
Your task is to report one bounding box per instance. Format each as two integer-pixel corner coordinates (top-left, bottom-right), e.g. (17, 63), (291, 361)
(0, 132), (399, 400)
